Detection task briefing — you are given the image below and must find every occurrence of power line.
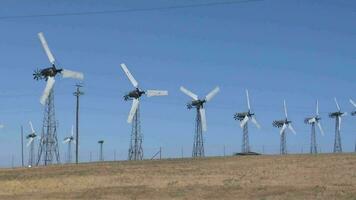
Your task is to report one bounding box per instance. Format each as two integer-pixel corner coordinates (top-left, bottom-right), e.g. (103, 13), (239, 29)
(0, 0), (263, 20)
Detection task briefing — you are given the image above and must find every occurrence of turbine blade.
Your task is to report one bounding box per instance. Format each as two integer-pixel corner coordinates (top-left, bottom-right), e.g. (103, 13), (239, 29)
(127, 98), (139, 123)
(71, 125), (74, 137)
(240, 115), (249, 128)
(205, 86), (220, 102)
(38, 32), (55, 64)
(334, 98), (341, 111)
(146, 90), (168, 97)
(120, 63), (138, 88)
(61, 69), (84, 80)
(40, 77), (55, 105)
(26, 138), (34, 147)
(316, 100), (319, 116)
(251, 116), (261, 129)
(63, 138), (70, 144)
(199, 108), (207, 132)
(350, 99), (356, 108)
(29, 121), (35, 133)
(288, 124), (296, 135)
(284, 100), (288, 119)
(280, 123), (287, 135)
(246, 89), (251, 111)
(180, 86), (198, 100)
(338, 116), (341, 131)
(317, 122), (324, 136)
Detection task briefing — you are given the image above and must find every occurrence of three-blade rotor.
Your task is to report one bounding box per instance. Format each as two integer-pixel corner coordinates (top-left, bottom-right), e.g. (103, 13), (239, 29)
(38, 32), (84, 105)
(306, 100), (324, 136)
(280, 100), (296, 135)
(332, 98), (347, 131)
(120, 63), (168, 123)
(238, 89), (260, 129)
(180, 86), (220, 132)
(63, 125), (75, 144)
(26, 121), (37, 147)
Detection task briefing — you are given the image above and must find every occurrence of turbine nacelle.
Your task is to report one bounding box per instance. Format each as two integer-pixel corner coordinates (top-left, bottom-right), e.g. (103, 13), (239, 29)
(124, 88), (145, 101)
(329, 111), (345, 118)
(187, 99), (206, 110)
(26, 133), (37, 139)
(273, 119), (291, 128)
(304, 116), (321, 124)
(234, 111), (254, 121)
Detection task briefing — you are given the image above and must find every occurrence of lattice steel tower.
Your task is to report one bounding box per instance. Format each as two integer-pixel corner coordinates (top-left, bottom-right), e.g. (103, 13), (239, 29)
(37, 91), (60, 165)
(329, 98), (345, 153)
(304, 100), (324, 154)
(192, 106), (204, 157)
(128, 105), (143, 160)
(119, 63), (168, 161)
(180, 86), (220, 158)
(272, 100), (296, 155)
(234, 90), (260, 153)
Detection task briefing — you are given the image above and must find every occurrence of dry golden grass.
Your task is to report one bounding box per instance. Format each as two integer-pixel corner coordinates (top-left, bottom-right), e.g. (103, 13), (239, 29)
(0, 154), (355, 199)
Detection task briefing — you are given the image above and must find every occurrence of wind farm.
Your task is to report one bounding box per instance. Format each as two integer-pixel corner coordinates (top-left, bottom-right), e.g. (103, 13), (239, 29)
(0, 1), (355, 200)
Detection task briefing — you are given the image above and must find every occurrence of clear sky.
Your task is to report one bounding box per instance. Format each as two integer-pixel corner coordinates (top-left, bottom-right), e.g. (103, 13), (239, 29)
(0, 0), (355, 167)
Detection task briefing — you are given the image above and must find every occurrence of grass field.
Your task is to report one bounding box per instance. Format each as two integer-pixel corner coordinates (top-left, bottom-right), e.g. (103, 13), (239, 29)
(0, 154), (355, 199)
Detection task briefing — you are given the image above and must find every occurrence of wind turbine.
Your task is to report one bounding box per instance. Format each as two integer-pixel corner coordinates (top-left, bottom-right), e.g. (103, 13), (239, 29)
(304, 100), (324, 154)
(180, 86), (220, 157)
(273, 100), (296, 155)
(234, 89), (260, 153)
(350, 99), (356, 152)
(63, 126), (75, 163)
(34, 32), (84, 166)
(26, 121), (37, 167)
(120, 63), (168, 160)
(329, 98), (346, 153)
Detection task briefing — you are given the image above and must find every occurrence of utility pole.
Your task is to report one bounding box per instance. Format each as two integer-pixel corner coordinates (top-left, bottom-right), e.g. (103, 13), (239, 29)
(73, 84), (84, 164)
(181, 146), (184, 159)
(21, 126), (24, 167)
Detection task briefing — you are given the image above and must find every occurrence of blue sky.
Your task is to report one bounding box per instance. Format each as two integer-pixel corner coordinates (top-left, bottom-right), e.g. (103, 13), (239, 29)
(0, 0), (355, 167)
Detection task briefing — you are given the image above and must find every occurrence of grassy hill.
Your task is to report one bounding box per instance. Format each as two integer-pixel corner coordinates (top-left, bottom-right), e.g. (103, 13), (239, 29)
(0, 154), (355, 199)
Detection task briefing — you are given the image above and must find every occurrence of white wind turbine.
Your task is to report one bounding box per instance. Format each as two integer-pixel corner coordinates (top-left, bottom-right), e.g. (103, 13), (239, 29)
(180, 86), (220, 157)
(120, 63), (168, 160)
(304, 100), (324, 154)
(273, 100), (296, 155)
(234, 89), (260, 153)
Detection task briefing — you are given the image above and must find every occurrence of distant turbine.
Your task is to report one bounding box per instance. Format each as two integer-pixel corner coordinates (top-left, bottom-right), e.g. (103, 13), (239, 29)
(273, 100), (296, 155)
(180, 86), (220, 157)
(329, 98), (346, 153)
(304, 100), (324, 154)
(63, 126), (75, 163)
(26, 121), (37, 167)
(234, 89), (260, 153)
